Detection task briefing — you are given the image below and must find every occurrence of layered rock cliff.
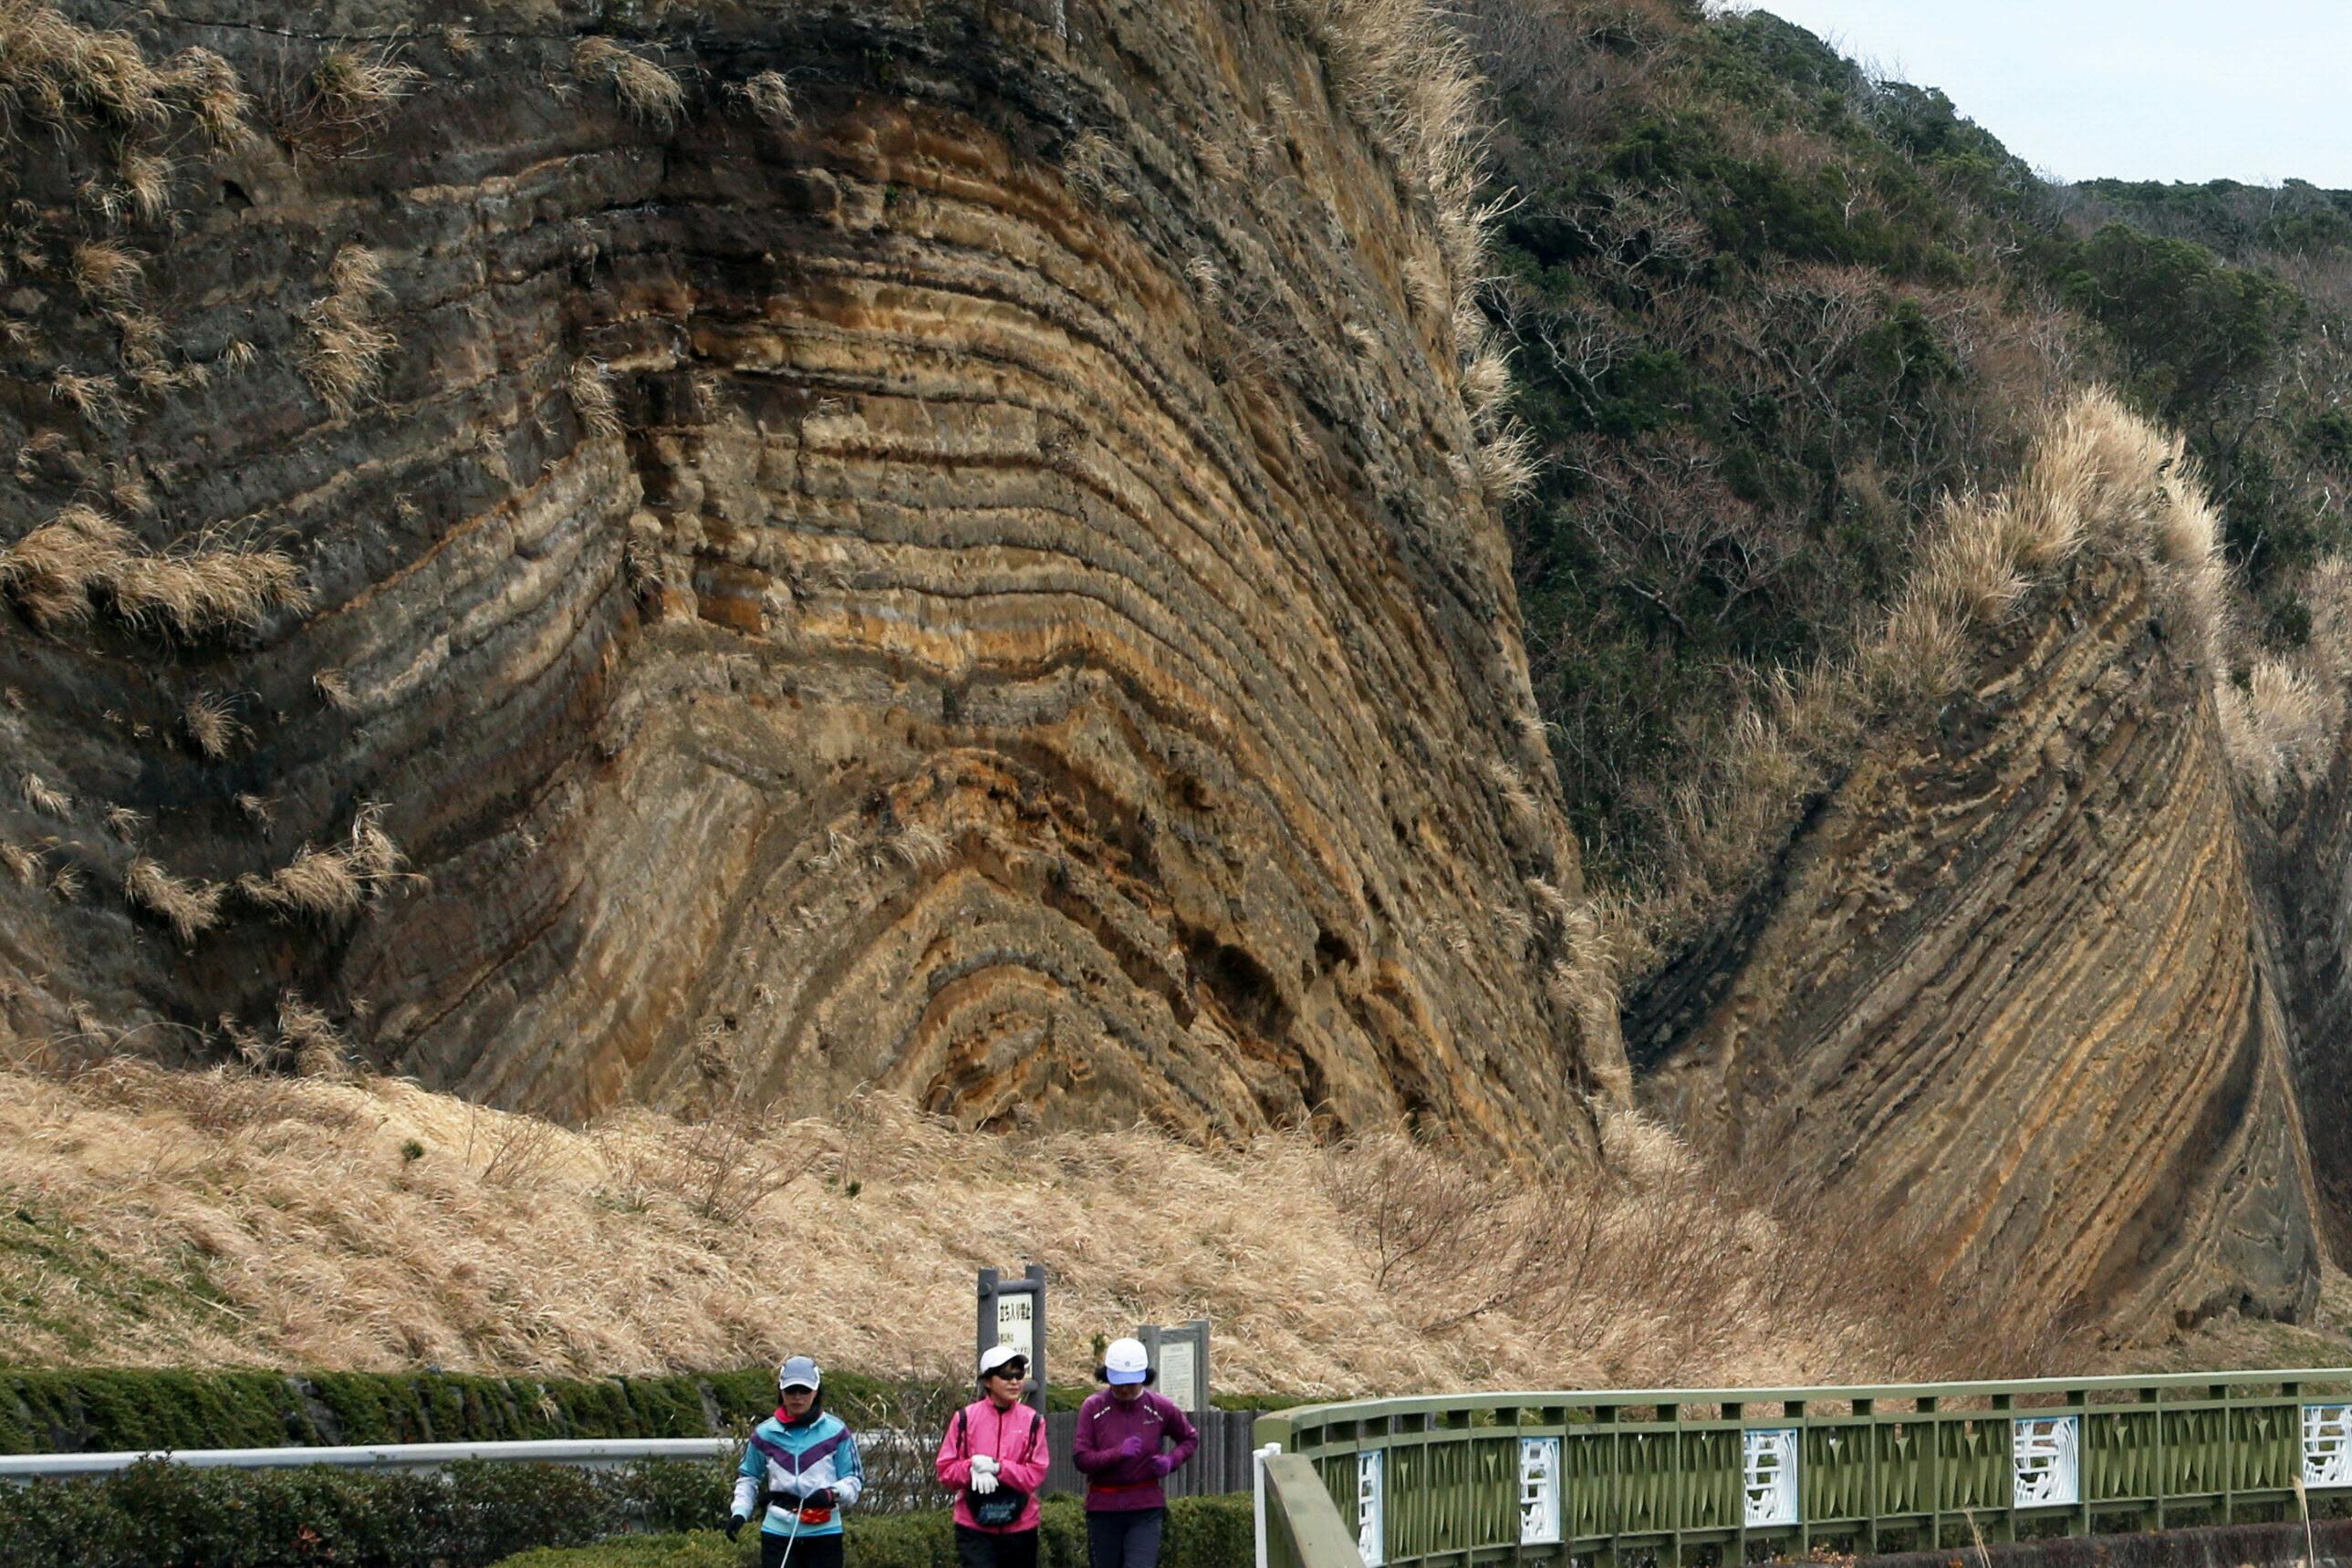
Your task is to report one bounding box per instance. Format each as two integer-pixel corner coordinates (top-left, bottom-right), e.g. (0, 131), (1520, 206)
(0, 0), (2334, 1348)
(2264, 777), (2352, 1269)
(1629, 404), (2326, 1335)
(2249, 588), (2352, 1268)
(0, 0), (1620, 1147)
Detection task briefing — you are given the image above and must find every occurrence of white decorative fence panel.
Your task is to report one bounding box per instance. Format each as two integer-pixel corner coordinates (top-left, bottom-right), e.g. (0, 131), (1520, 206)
(1743, 1428), (1800, 1529)
(1518, 1437), (1561, 1545)
(2306, 1405), (2352, 1490)
(2014, 1417), (2080, 1508)
(1356, 1449), (1385, 1566)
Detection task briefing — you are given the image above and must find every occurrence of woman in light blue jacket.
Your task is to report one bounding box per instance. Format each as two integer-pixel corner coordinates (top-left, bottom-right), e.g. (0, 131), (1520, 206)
(729, 1356), (866, 1568)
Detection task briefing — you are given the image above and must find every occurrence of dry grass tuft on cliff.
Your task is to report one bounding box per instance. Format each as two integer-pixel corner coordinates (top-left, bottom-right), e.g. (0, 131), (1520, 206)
(1272, 0), (1534, 493)
(109, 535), (311, 636)
(0, 505), (308, 638)
(0, 5), (250, 211)
(0, 2), (164, 132)
(728, 69), (796, 127)
(68, 239), (141, 303)
(278, 993), (348, 1079)
(573, 37), (684, 130)
(276, 46), (421, 155)
(298, 244), (395, 417)
(0, 841), (42, 885)
(237, 845), (362, 922)
(0, 1060), (2080, 1389)
(180, 691), (246, 761)
(0, 504), (135, 628)
(123, 857), (225, 944)
(19, 770), (68, 817)
(236, 803), (412, 922)
(164, 44), (250, 149)
(567, 358), (623, 440)
(2210, 545), (2352, 808)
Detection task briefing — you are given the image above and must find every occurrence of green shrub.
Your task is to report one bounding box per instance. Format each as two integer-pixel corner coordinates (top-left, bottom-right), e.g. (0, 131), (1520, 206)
(0, 1450), (1255, 1568)
(852, 1504), (963, 1568)
(492, 1538), (746, 1568)
(2061, 223), (2303, 424)
(1162, 1491), (1255, 1568)
(0, 1362), (1293, 1460)
(0, 1367), (325, 1453)
(0, 1455), (729, 1568)
(484, 1496), (1257, 1568)
(0, 1366), (803, 1454)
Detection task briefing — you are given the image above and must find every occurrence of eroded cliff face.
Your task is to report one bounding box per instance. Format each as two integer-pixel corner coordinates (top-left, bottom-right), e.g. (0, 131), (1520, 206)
(1630, 550), (2324, 1335)
(0, 0), (1621, 1147)
(2256, 733), (2352, 1266)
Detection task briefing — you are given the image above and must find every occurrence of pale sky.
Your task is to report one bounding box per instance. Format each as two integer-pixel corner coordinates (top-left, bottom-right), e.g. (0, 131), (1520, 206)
(1729, 3), (2352, 188)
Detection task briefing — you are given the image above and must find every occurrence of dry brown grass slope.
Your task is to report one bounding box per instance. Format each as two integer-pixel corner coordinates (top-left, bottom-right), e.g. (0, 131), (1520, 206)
(0, 1062), (2089, 1391)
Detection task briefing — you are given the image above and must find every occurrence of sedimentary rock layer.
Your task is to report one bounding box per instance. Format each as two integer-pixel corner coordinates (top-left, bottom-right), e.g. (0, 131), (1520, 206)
(0, 1), (1619, 1147)
(1630, 556), (2321, 1334)
(2256, 743), (2352, 1265)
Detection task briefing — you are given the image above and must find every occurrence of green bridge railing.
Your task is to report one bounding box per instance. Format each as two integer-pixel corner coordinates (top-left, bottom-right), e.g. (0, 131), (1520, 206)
(1252, 1369), (2352, 1568)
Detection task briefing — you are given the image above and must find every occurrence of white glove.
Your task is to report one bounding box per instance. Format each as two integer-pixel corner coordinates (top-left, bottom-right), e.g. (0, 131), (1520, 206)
(971, 1469), (1001, 1495)
(972, 1456), (999, 1475)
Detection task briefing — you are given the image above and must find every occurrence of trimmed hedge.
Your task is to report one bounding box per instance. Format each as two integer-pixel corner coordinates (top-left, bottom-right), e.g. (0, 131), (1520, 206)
(0, 1368), (838, 1454)
(0, 1464), (1254, 1568)
(491, 1497), (1257, 1568)
(493, 1540), (744, 1568)
(0, 1367), (1284, 1453)
(0, 1455), (730, 1568)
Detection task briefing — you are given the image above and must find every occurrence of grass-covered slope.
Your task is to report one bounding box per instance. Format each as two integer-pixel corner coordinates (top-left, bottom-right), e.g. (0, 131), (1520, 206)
(0, 1062), (2070, 1400)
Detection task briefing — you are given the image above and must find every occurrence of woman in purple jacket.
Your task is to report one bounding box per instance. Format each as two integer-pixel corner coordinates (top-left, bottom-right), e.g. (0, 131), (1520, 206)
(1071, 1338), (1200, 1568)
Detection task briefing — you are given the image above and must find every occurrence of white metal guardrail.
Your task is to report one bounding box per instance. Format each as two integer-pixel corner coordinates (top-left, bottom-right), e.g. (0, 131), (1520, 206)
(0, 1438), (734, 1480)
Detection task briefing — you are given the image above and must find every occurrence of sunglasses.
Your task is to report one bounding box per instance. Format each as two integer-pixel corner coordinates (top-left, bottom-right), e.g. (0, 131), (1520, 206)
(985, 1364), (1029, 1380)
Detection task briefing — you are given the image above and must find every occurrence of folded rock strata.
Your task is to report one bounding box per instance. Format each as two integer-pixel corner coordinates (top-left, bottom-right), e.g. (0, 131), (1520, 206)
(1631, 554), (2323, 1334)
(0, 0), (1622, 1147)
(2255, 733), (2352, 1266)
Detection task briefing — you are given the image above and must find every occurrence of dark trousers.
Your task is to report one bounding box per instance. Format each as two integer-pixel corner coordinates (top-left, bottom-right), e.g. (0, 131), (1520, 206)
(764, 1530), (846, 1568)
(955, 1524), (1040, 1568)
(1087, 1508), (1166, 1568)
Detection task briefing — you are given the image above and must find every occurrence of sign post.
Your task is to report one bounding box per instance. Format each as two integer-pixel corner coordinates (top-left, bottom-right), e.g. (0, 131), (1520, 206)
(976, 1263), (1047, 1414)
(1139, 1318), (1210, 1414)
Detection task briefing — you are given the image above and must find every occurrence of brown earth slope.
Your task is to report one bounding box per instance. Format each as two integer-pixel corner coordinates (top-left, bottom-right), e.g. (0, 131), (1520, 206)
(0, 1), (1621, 1147)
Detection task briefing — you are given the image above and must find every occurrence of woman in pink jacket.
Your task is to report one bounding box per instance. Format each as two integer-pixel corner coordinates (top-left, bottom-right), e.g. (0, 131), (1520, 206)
(935, 1345), (1053, 1568)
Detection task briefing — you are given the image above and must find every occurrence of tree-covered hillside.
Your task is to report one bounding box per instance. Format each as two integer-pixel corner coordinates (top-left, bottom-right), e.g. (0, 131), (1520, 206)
(1466, 0), (2352, 940)
(2051, 177), (2352, 621)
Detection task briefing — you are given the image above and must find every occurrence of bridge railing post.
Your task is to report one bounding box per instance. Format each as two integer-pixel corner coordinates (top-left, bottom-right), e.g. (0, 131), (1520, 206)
(1254, 1441), (1281, 1568)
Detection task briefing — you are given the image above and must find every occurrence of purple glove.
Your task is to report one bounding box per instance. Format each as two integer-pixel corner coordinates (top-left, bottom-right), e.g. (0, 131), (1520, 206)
(1150, 1453), (1176, 1478)
(1117, 1436), (1146, 1460)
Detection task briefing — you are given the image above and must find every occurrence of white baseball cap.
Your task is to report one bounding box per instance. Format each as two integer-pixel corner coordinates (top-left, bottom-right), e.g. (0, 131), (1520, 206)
(980, 1344), (1029, 1377)
(1103, 1337), (1150, 1385)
